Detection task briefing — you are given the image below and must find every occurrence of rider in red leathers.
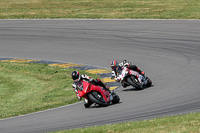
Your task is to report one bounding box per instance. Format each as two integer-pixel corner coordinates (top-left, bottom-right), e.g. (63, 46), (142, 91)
(110, 60), (145, 88)
(71, 71), (110, 100)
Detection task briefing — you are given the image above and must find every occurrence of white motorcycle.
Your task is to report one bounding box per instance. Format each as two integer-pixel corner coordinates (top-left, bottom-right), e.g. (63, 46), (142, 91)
(112, 67), (152, 89)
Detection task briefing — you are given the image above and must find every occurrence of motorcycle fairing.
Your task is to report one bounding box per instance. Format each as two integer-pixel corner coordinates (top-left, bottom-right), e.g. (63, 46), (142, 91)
(76, 80), (110, 103)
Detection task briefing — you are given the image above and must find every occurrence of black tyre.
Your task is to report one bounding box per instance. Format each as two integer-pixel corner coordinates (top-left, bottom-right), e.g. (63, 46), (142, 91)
(88, 91), (108, 107)
(146, 76), (152, 87)
(112, 92), (120, 104)
(127, 76), (143, 89)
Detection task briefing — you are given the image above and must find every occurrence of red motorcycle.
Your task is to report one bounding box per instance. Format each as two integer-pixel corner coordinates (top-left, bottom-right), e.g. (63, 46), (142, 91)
(74, 80), (120, 108)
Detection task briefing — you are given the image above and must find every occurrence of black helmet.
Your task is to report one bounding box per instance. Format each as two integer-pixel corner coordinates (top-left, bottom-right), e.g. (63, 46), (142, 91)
(71, 71), (80, 81)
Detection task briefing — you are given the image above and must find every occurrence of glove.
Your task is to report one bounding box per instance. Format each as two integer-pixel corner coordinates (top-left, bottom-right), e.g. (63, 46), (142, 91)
(115, 77), (121, 82)
(124, 62), (131, 68)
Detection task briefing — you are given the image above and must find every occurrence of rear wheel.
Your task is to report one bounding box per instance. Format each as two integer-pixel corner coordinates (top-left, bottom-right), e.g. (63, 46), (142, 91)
(145, 76), (152, 87)
(88, 91), (108, 107)
(112, 92), (120, 104)
(127, 76), (143, 89)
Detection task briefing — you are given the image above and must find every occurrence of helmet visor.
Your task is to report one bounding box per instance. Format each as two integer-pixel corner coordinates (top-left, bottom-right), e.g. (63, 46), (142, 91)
(72, 75), (79, 80)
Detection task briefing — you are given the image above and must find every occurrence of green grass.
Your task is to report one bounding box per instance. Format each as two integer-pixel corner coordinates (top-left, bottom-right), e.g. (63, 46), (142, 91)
(0, 61), (99, 119)
(0, 0), (200, 19)
(51, 113), (200, 133)
(1, 0), (200, 131)
(1, 63), (200, 133)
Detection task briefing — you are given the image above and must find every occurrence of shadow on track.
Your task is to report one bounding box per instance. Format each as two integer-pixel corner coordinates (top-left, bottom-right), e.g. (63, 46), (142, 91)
(122, 85), (154, 92)
(85, 102), (122, 109)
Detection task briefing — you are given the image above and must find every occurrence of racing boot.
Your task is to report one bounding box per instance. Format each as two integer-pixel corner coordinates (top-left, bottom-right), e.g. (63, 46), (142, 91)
(104, 84), (112, 93)
(96, 79), (111, 92)
(103, 84), (113, 94)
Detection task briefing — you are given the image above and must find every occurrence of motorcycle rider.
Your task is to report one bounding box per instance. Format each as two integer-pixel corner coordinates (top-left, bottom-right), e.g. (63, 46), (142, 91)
(110, 60), (145, 88)
(71, 71), (110, 100)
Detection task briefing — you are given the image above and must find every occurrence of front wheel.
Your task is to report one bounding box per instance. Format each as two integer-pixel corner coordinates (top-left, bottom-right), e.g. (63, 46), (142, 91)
(88, 91), (108, 107)
(127, 76), (143, 89)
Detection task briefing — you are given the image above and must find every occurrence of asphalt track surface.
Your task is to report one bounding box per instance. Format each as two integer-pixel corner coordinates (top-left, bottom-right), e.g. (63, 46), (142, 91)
(0, 19), (200, 133)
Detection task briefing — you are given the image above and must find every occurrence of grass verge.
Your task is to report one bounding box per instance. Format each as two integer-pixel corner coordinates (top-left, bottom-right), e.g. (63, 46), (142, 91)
(0, 61), (99, 119)
(0, 0), (200, 19)
(51, 113), (200, 133)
